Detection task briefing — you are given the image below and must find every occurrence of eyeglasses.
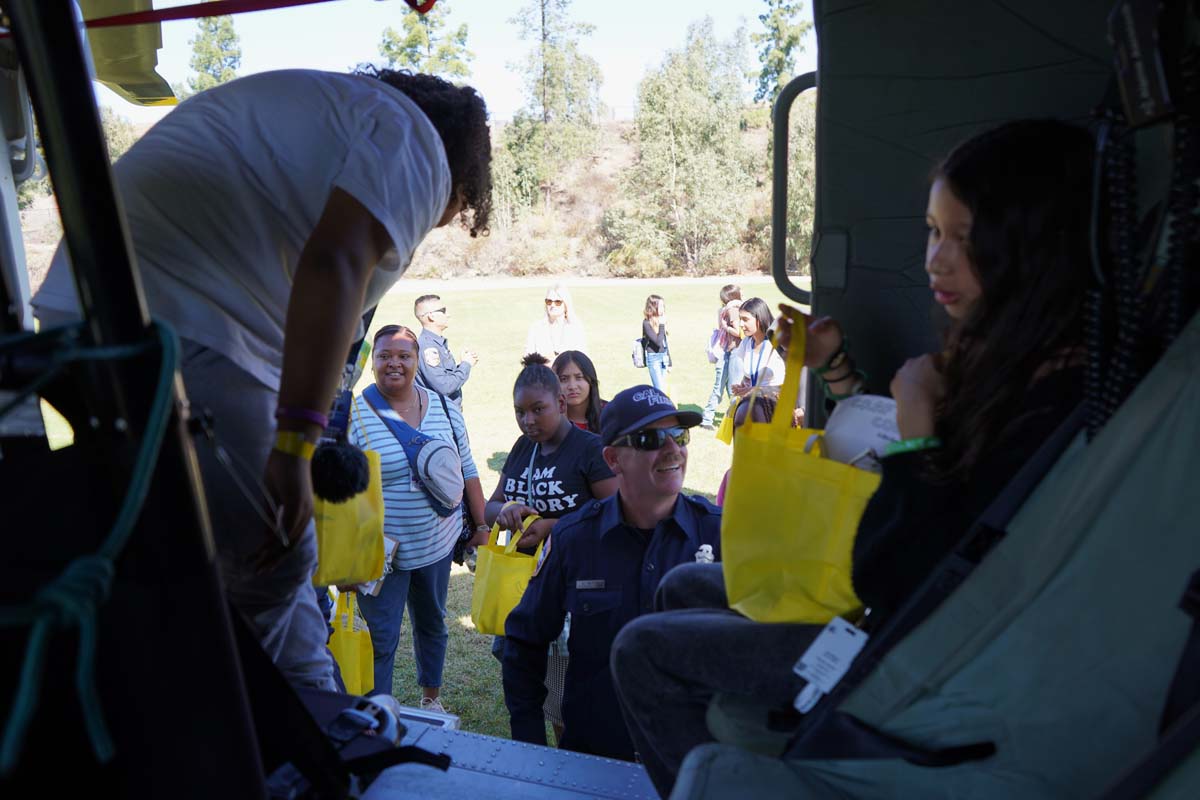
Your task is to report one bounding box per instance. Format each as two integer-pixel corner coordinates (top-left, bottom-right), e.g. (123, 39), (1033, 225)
(611, 426), (690, 451)
(427, 307), (447, 315)
(545, 298), (564, 307)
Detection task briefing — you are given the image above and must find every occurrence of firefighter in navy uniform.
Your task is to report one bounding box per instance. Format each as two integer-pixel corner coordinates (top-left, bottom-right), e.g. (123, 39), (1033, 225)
(501, 385), (722, 760)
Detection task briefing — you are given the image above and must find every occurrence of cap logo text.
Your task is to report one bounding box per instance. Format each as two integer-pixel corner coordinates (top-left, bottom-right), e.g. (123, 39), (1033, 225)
(632, 389), (671, 406)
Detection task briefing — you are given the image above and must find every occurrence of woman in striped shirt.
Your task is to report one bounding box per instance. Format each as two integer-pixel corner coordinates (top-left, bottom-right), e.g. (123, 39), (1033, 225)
(350, 324), (487, 712)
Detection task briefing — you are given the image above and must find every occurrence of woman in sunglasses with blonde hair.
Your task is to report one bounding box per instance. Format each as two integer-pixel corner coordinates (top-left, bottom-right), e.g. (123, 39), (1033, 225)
(525, 282), (588, 359)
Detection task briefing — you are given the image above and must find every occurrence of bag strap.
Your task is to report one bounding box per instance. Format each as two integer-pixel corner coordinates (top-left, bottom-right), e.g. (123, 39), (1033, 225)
(1160, 572), (1200, 733)
(1096, 571), (1200, 799)
(784, 401), (1088, 762)
(350, 395), (371, 450)
(362, 384), (424, 447)
(229, 605), (352, 798)
(437, 392), (456, 446)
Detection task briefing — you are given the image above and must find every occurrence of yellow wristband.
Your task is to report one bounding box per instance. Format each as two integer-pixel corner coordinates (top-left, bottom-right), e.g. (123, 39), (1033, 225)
(274, 431), (316, 461)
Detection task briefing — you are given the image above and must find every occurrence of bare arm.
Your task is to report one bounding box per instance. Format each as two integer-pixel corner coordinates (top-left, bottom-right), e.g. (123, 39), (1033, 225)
(465, 477), (490, 545)
(260, 189), (393, 561)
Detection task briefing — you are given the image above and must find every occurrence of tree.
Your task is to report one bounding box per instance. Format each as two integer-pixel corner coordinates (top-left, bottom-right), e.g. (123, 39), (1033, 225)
(605, 19), (756, 275)
(752, 0), (812, 104)
(17, 108), (139, 210)
(176, 16), (241, 100)
(510, 0), (602, 126)
(378, 4), (473, 80)
(505, 0), (604, 211)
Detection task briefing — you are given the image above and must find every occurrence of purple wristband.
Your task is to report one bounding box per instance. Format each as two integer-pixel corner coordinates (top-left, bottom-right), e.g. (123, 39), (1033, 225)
(275, 406), (329, 429)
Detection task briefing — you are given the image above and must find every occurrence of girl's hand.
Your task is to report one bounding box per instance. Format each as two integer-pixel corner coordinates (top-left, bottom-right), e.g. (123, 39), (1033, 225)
(776, 304), (845, 368)
(497, 503), (537, 533)
(516, 517), (553, 549)
(890, 354), (945, 439)
(730, 379), (751, 397)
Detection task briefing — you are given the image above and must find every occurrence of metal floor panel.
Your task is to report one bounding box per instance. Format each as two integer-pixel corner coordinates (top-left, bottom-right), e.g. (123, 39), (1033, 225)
(364, 722), (658, 799)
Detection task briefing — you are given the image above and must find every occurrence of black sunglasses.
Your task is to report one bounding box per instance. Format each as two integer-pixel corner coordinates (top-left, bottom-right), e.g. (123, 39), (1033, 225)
(611, 426), (690, 451)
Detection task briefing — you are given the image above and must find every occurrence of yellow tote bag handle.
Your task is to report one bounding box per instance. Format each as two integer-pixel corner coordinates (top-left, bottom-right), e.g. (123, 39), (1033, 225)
(503, 514), (543, 555)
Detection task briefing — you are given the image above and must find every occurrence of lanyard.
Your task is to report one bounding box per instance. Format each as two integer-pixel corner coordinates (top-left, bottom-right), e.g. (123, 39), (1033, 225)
(523, 443), (540, 507)
(749, 340), (768, 386)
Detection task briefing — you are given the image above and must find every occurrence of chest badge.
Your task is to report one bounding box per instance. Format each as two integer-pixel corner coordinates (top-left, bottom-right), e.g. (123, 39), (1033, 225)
(532, 534), (551, 577)
(423, 347), (441, 367)
(694, 544), (714, 563)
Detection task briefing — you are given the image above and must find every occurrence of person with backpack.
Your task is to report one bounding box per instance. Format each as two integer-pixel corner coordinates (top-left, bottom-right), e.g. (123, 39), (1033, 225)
(641, 295), (672, 393)
(349, 324), (488, 711)
(700, 284), (743, 430)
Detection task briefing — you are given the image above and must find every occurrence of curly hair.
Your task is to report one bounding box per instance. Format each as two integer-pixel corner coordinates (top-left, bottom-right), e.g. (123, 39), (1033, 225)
(356, 67), (493, 237)
(930, 120), (1093, 481)
(515, 352), (560, 398)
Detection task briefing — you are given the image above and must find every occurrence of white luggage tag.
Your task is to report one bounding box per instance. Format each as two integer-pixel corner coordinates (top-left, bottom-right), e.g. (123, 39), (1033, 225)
(791, 617), (869, 713)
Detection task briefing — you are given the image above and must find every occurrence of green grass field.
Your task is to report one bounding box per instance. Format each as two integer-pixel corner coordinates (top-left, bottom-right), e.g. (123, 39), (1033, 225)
(41, 273), (807, 738)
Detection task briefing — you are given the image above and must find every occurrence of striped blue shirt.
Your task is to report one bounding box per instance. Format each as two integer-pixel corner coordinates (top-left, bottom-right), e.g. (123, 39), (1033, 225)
(349, 387), (479, 571)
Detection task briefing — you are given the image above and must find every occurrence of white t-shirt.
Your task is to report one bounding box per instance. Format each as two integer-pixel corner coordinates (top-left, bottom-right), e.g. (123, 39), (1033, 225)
(33, 69), (451, 390)
(524, 318), (587, 359)
(728, 337), (787, 390)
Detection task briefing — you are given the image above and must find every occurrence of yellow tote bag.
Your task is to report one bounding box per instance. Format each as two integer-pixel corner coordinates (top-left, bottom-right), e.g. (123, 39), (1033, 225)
(328, 591), (374, 695)
(470, 516), (544, 636)
(721, 327), (879, 623)
(312, 402), (386, 587)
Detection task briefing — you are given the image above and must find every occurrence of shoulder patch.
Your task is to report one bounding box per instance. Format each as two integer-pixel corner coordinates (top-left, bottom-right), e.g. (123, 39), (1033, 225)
(423, 348), (441, 367)
(532, 533), (552, 577)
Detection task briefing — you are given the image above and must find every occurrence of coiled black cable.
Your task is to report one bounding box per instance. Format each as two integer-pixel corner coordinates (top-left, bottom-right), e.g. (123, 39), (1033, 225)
(1161, 48), (1200, 344)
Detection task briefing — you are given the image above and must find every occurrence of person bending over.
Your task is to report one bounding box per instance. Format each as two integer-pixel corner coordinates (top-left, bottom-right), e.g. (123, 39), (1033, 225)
(611, 119), (1093, 797)
(33, 68), (492, 691)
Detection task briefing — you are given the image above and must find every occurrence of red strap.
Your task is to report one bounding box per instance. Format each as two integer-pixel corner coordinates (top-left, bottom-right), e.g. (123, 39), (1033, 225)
(14, 0), (438, 33)
(84, 0), (337, 30)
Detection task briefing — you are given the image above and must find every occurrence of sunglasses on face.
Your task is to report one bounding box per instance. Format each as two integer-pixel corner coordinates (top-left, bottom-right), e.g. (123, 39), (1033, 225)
(545, 298), (564, 307)
(611, 426), (690, 451)
(428, 307), (447, 315)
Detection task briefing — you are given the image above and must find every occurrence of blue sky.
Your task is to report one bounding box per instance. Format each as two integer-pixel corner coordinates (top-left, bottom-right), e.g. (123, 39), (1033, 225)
(96, 0), (817, 124)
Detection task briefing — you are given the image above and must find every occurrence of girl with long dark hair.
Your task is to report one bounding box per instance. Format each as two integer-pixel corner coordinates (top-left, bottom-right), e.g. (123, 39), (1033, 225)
(791, 119), (1093, 617)
(552, 350), (606, 434)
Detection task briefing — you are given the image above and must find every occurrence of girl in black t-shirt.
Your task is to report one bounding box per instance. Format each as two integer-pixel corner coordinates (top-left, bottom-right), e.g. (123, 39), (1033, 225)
(485, 353), (617, 548)
(553, 350), (607, 434)
(485, 353), (617, 743)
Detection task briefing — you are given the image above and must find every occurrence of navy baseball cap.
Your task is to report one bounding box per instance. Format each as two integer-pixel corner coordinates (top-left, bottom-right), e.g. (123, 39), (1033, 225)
(600, 385), (702, 446)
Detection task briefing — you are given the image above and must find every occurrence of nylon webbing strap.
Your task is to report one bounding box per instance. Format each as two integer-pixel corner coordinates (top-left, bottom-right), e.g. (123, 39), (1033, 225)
(229, 608), (351, 799)
(1100, 707), (1200, 800)
(784, 402), (1089, 761)
(1097, 571), (1200, 799)
(1161, 571), (1200, 734)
